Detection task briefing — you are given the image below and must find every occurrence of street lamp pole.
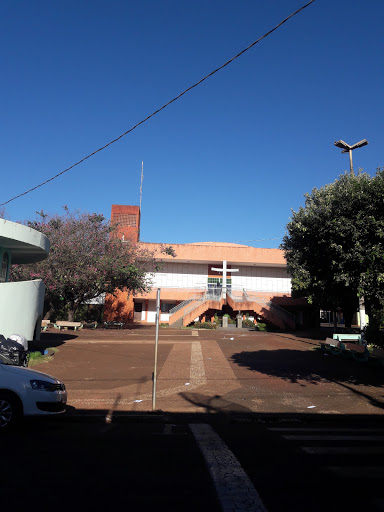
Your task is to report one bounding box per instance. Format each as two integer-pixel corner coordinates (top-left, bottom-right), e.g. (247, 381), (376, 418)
(334, 138), (369, 334)
(334, 139), (368, 173)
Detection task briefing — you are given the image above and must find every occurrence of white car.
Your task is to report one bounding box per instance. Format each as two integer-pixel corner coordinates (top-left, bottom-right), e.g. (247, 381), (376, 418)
(0, 361), (67, 430)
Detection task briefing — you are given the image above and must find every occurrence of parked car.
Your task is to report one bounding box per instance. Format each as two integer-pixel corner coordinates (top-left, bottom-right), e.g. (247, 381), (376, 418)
(0, 361), (67, 430)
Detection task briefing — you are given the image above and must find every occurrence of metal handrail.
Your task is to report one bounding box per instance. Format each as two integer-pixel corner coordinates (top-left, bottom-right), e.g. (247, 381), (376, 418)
(169, 294), (204, 316)
(226, 288), (249, 302)
(245, 292), (296, 321)
(182, 290), (222, 317)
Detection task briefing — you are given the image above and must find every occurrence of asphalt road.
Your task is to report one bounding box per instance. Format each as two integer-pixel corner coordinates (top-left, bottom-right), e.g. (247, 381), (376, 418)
(2, 414), (384, 512)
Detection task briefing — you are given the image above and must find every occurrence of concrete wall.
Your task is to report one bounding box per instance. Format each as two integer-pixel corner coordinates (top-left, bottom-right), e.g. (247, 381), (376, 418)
(0, 280), (45, 340)
(232, 265), (291, 293)
(150, 262), (207, 289)
(145, 261), (291, 294)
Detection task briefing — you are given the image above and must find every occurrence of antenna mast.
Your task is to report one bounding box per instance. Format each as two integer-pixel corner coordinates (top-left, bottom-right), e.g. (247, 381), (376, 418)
(139, 161), (143, 213)
(139, 161), (143, 241)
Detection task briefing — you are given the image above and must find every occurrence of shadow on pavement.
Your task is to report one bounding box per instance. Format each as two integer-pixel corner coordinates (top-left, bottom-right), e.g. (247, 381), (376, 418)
(3, 405), (384, 512)
(231, 347), (384, 411)
(30, 331), (78, 349)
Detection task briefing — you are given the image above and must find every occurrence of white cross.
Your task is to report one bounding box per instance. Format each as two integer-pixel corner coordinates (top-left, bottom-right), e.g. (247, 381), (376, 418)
(211, 260), (239, 299)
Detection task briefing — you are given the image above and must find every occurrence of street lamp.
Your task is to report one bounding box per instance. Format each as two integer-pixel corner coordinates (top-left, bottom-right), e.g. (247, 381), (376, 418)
(333, 138), (369, 333)
(334, 139), (368, 173)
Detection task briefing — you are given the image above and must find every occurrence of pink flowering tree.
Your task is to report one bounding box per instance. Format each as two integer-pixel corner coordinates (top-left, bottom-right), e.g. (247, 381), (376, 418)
(11, 207), (173, 322)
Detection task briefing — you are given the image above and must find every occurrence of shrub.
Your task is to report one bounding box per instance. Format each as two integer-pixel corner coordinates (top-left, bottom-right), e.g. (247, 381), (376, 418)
(193, 321), (217, 330)
(364, 323), (384, 348)
(242, 319), (255, 328)
(255, 322), (267, 331)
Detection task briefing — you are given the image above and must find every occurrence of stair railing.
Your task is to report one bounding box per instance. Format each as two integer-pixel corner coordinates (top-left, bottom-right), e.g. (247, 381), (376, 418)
(245, 291), (296, 322)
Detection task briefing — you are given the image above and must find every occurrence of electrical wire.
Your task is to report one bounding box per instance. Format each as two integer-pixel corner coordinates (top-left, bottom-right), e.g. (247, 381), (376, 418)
(1, 0), (316, 207)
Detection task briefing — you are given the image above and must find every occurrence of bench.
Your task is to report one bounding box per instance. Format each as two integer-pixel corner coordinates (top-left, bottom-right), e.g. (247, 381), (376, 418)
(104, 321), (124, 329)
(54, 321), (83, 331)
(41, 320), (51, 330)
(344, 342), (369, 362)
(332, 333), (362, 343)
(320, 337), (345, 356)
(83, 322), (98, 329)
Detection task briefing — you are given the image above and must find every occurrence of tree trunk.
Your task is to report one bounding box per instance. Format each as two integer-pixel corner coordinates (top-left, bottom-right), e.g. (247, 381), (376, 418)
(333, 310), (338, 330)
(44, 308), (54, 320)
(67, 309), (75, 322)
(343, 308), (354, 329)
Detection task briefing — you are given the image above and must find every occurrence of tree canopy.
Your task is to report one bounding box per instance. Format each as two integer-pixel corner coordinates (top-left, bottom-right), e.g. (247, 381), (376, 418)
(11, 207), (174, 321)
(281, 169), (384, 328)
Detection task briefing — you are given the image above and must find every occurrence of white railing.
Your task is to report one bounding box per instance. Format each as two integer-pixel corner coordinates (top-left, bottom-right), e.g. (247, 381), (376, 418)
(245, 291), (296, 322)
(226, 288), (249, 302)
(181, 289), (222, 318)
(169, 293), (205, 316)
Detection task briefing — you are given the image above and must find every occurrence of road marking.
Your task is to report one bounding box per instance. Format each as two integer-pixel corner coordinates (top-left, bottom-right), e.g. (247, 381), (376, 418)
(269, 427), (384, 432)
(283, 435), (384, 441)
(70, 341), (207, 406)
(327, 466), (384, 478)
(190, 423), (267, 512)
(303, 447), (384, 455)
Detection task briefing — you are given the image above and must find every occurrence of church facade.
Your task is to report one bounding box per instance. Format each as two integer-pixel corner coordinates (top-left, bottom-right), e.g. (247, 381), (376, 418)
(104, 205), (310, 329)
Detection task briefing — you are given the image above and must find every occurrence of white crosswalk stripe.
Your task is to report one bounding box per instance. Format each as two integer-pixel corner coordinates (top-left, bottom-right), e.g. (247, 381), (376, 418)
(267, 423), (384, 509)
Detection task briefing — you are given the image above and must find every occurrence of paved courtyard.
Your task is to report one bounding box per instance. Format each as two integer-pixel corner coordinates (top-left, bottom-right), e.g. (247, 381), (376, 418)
(9, 327), (384, 512)
(34, 326), (384, 417)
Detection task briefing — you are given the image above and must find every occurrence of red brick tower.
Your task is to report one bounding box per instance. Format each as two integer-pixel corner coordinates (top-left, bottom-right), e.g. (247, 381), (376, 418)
(111, 205), (140, 242)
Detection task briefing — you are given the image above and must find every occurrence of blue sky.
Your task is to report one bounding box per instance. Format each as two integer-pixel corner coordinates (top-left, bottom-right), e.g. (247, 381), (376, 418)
(1, 0), (383, 248)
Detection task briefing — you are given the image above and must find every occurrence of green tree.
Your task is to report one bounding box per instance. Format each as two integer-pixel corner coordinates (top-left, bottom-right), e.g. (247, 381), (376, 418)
(281, 169), (384, 329)
(11, 208), (174, 321)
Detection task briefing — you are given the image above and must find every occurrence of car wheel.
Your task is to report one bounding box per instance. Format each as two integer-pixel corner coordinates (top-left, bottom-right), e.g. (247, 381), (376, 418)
(0, 392), (22, 430)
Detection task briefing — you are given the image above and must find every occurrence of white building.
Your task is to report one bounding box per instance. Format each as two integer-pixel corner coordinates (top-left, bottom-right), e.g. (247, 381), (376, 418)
(0, 219), (50, 340)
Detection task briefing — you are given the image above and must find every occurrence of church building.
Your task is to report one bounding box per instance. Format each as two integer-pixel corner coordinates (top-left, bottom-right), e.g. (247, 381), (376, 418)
(104, 205), (311, 329)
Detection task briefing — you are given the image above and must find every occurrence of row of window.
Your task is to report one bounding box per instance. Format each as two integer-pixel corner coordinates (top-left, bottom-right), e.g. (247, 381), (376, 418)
(207, 277), (231, 284)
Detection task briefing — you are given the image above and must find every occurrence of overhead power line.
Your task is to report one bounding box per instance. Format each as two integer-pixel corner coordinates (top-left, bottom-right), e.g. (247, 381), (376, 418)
(1, 0), (316, 207)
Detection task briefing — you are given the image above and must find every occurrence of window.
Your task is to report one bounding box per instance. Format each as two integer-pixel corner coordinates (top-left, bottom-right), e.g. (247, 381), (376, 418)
(161, 302), (176, 314)
(0, 252), (9, 283)
(207, 277), (231, 288)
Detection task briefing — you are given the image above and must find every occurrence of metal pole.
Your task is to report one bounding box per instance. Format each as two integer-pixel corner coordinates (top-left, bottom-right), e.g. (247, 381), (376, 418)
(152, 288), (160, 411)
(222, 260), (227, 299)
(349, 150), (353, 173)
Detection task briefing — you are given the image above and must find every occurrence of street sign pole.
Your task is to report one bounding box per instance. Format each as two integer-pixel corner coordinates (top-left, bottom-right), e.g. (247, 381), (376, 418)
(152, 288), (160, 410)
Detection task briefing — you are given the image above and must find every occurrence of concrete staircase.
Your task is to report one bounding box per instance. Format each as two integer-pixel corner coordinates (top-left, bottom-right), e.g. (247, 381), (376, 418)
(168, 289), (296, 330)
(227, 291), (296, 330)
(169, 295), (224, 327)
